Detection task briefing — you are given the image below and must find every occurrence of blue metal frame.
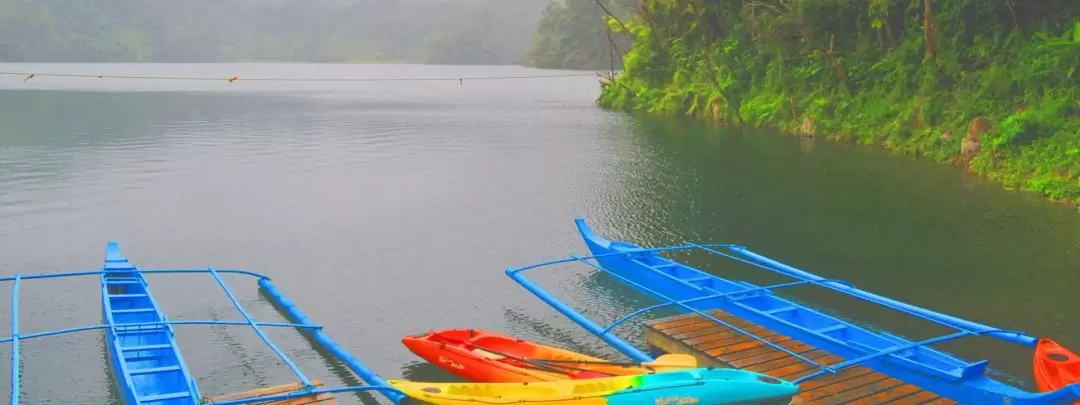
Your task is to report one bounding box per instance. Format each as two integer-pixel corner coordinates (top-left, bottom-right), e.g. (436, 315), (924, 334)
(505, 218), (1080, 405)
(697, 243), (1035, 346)
(567, 255), (828, 372)
(1, 242), (404, 405)
(208, 267), (312, 388)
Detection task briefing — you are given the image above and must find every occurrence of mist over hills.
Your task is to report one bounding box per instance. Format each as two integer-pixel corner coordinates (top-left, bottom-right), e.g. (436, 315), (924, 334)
(0, 0), (553, 64)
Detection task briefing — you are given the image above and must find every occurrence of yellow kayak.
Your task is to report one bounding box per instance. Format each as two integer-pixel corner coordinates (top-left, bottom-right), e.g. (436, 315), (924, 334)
(387, 367), (799, 405)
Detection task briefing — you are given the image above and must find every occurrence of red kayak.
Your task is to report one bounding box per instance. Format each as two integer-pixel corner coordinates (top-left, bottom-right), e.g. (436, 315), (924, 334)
(401, 328), (696, 383)
(1034, 338), (1080, 396)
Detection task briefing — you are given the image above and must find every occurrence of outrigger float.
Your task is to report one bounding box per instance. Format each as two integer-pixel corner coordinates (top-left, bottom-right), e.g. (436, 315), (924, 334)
(504, 218), (1080, 404)
(1, 242), (404, 405)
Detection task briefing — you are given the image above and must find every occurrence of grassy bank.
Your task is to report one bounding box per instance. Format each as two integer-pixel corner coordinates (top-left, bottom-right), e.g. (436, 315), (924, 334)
(597, 1), (1080, 207)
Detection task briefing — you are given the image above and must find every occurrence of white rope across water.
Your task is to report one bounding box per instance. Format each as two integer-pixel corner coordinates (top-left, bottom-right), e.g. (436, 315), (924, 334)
(0, 71), (605, 84)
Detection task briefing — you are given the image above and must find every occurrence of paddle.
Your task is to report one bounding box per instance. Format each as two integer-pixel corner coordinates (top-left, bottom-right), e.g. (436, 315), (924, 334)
(425, 330), (617, 376)
(529, 353), (697, 374)
(643, 354), (698, 370)
(423, 330), (695, 375)
(529, 353), (697, 369)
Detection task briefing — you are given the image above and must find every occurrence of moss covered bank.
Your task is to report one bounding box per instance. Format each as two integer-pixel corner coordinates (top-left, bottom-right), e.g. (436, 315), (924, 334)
(598, 0), (1080, 207)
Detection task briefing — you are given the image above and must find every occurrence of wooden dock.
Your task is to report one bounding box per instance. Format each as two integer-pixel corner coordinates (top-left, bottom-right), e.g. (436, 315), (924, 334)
(209, 380), (337, 404)
(644, 311), (956, 404)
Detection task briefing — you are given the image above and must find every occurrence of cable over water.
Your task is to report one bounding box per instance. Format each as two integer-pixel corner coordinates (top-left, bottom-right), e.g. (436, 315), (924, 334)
(0, 71), (604, 83)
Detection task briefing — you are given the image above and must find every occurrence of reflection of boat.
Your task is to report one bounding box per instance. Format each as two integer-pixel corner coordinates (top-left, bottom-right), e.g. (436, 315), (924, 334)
(1035, 338), (1080, 396)
(388, 367), (799, 405)
(502, 218), (1080, 404)
(403, 328), (696, 382)
(2, 242), (403, 405)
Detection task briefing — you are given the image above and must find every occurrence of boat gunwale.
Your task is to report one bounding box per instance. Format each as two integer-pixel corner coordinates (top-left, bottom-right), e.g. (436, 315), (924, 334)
(508, 242), (1032, 348)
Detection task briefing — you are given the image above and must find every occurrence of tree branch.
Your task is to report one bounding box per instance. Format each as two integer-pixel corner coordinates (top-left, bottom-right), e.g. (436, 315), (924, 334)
(593, 0), (631, 36)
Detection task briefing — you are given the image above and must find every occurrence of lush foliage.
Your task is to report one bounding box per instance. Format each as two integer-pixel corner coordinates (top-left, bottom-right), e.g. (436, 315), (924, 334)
(524, 0), (631, 70)
(0, 0), (548, 64)
(599, 0), (1080, 206)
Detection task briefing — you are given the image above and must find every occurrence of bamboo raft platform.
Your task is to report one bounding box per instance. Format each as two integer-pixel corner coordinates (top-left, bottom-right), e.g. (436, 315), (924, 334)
(644, 311), (955, 404)
(209, 381), (338, 404)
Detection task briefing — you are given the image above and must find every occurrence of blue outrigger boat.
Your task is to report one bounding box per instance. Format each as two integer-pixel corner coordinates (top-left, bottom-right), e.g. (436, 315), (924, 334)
(1, 242), (404, 405)
(505, 218), (1080, 404)
(3, 223), (1078, 404)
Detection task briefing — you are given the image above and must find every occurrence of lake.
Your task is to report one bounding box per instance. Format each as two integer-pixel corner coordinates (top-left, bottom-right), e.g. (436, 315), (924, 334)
(0, 63), (1077, 404)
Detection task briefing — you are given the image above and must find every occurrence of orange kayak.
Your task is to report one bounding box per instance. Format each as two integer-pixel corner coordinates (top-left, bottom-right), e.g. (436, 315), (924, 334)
(401, 328), (696, 382)
(1034, 338), (1080, 396)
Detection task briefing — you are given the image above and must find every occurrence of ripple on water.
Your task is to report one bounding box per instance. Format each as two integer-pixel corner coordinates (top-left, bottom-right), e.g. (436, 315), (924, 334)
(1, 65), (1077, 402)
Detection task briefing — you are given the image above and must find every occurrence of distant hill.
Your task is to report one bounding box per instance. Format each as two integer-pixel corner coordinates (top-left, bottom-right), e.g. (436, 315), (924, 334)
(0, 0), (549, 64)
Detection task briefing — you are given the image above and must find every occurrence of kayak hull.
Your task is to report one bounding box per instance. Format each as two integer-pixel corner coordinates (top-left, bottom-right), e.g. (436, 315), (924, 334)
(402, 328), (688, 382)
(388, 367), (799, 405)
(402, 329), (553, 381)
(1035, 338), (1080, 396)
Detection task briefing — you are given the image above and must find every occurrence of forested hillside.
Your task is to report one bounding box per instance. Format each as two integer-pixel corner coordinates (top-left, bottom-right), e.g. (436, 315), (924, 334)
(0, 0), (548, 64)
(598, 0), (1080, 207)
(524, 0), (630, 70)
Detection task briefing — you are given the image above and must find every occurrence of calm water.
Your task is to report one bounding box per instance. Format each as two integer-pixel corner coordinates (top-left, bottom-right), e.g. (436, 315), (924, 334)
(0, 63), (1076, 404)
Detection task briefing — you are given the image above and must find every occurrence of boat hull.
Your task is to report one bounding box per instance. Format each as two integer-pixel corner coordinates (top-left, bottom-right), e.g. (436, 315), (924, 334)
(1035, 338), (1080, 397)
(564, 218), (1080, 404)
(1, 243), (405, 405)
(388, 367), (799, 405)
(402, 328), (685, 382)
(103, 303), (140, 405)
(101, 242), (199, 404)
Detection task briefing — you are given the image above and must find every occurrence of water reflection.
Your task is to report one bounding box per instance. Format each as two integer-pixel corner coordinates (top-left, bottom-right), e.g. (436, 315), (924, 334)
(0, 63), (1075, 402)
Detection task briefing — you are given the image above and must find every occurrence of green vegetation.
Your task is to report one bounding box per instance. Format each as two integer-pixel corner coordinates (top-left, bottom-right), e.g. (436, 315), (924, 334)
(598, 1), (1080, 207)
(0, 0), (547, 64)
(524, 0), (630, 70)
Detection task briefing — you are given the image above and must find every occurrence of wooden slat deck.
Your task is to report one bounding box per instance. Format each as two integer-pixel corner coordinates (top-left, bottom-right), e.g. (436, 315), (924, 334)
(644, 311), (957, 405)
(209, 380), (338, 404)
